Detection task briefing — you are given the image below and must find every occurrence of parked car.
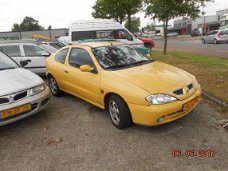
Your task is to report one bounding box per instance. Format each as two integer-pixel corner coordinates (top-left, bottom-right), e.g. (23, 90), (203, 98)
(46, 41), (202, 129)
(0, 51), (51, 126)
(202, 30), (228, 44)
(41, 41), (66, 49)
(167, 32), (179, 37)
(191, 29), (200, 37)
(0, 40), (53, 75)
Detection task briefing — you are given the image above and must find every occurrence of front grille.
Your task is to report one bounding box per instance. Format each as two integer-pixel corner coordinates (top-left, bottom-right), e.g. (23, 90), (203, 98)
(14, 91), (27, 101)
(0, 98), (9, 104)
(173, 83), (194, 96)
(173, 88), (184, 95)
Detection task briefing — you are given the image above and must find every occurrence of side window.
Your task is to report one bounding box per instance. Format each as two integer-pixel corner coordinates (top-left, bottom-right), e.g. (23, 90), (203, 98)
(96, 31), (113, 39)
(72, 31), (96, 41)
(23, 45), (47, 56)
(115, 30), (133, 40)
(69, 48), (94, 68)
(0, 45), (21, 57)
(55, 48), (69, 64)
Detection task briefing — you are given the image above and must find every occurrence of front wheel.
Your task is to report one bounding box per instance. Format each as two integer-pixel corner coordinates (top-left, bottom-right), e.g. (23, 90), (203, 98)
(108, 95), (132, 129)
(48, 75), (62, 96)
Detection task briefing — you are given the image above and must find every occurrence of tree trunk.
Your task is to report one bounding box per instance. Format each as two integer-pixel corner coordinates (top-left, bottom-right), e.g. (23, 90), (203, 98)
(127, 13), (131, 31)
(163, 19), (168, 55)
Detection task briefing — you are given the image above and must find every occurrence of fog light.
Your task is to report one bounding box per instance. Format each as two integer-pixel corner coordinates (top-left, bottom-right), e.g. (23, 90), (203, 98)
(157, 116), (165, 123)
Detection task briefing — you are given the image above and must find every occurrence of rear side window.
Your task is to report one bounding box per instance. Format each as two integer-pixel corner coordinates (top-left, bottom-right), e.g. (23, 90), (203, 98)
(23, 45), (47, 56)
(0, 45), (21, 57)
(55, 48), (68, 64)
(72, 31), (96, 41)
(69, 48), (94, 68)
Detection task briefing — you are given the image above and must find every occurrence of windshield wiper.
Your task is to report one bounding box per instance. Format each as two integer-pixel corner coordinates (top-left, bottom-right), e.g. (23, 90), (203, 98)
(131, 60), (153, 66)
(105, 64), (131, 70)
(0, 67), (16, 71)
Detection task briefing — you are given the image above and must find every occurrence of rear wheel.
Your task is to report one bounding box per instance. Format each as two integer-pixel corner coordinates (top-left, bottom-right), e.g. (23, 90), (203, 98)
(108, 95), (132, 129)
(202, 39), (206, 44)
(48, 75), (62, 96)
(213, 39), (217, 44)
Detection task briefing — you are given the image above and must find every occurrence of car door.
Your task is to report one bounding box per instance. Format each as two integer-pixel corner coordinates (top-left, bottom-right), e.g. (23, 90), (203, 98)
(22, 44), (50, 74)
(0, 44), (24, 65)
(66, 47), (101, 105)
(49, 48), (70, 91)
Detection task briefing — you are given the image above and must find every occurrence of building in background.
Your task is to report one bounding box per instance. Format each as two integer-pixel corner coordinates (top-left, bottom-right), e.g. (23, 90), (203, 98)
(172, 8), (228, 35)
(0, 28), (68, 41)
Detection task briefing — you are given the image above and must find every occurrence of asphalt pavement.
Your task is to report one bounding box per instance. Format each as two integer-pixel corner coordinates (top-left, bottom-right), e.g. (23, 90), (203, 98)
(0, 94), (227, 171)
(155, 38), (228, 58)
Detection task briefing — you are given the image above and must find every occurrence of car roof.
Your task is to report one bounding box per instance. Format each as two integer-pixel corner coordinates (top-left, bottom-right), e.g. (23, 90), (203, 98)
(68, 41), (125, 48)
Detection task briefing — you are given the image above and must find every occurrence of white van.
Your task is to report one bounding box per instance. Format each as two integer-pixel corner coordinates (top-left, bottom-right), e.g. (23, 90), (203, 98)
(69, 19), (147, 50)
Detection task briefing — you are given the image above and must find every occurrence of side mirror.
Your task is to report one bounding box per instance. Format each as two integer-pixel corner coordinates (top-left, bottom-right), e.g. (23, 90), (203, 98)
(20, 59), (31, 67)
(41, 51), (50, 57)
(79, 65), (94, 72)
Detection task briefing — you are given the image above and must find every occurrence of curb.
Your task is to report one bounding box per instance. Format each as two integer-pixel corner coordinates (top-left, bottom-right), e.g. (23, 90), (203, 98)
(202, 91), (228, 107)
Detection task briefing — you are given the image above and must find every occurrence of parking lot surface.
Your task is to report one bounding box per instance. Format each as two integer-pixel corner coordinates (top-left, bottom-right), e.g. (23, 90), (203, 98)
(155, 39), (228, 58)
(0, 94), (228, 171)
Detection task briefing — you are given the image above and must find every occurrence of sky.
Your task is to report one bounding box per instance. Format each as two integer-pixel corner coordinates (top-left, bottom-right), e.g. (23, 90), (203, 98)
(0, 0), (227, 31)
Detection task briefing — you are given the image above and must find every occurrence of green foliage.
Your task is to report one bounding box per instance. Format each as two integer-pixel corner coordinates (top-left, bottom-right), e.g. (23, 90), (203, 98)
(12, 16), (44, 32)
(92, 0), (142, 31)
(144, 22), (156, 32)
(144, 0), (213, 55)
(125, 17), (140, 33)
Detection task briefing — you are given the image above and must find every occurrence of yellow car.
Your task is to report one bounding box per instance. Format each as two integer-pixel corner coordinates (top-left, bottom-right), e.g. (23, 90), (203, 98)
(46, 41), (202, 129)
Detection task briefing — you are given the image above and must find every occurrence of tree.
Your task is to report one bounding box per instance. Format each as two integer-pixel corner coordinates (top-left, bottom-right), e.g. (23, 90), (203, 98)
(125, 17), (140, 33)
(144, 22), (156, 32)
(144, 0), (213, 55)
(92, 0), (142, 31)
(12, 16), (44, 32)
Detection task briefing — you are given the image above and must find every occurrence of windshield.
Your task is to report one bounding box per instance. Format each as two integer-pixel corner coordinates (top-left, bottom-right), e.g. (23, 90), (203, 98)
(92, 45), (153, 70)
(0, 51), (19, 70)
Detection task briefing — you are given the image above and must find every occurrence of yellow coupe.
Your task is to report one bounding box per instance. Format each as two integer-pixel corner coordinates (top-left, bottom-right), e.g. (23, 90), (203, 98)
(46, 42), (202, 129)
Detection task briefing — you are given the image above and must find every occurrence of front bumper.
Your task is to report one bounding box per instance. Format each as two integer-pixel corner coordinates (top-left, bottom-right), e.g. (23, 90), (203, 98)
(128, 87), (202, 126)
(0, 87), (51, 126)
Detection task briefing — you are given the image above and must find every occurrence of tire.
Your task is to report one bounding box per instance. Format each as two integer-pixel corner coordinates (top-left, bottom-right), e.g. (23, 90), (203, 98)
(213, 39), (217, 44)
(48, 75), (62, 96)
(107, 95), (132, 129)
(202, 39), (206, 44)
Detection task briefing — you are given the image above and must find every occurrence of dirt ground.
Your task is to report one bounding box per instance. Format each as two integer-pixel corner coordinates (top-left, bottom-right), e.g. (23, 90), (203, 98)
(0, 94), (228, 171)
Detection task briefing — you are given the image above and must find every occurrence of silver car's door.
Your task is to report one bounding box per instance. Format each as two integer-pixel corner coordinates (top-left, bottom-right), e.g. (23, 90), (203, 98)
(22, 44), (50, 75)
(0, 44), (24, 64)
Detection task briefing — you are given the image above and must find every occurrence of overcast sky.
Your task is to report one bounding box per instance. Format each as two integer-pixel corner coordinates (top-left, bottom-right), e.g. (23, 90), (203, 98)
(0, 0), (227, 31)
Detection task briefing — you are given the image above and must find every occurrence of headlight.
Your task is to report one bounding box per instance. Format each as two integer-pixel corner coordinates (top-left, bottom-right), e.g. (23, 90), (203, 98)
(30, 84), (45, 96)
(146, 94), (177, 105)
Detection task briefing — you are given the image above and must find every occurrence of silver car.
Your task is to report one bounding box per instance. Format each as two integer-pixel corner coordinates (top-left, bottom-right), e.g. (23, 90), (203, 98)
(202, 30), (228, 44)
(0, 40), (53, 75)
(0, 51), (51, 126)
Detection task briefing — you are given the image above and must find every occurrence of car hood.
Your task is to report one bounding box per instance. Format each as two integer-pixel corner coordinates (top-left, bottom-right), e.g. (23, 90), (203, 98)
(112, 61), (195, 99)
(0, 68), (44, 96)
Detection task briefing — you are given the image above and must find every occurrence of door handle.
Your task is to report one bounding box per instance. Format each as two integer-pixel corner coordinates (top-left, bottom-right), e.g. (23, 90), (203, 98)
(64, 70), (69, 74)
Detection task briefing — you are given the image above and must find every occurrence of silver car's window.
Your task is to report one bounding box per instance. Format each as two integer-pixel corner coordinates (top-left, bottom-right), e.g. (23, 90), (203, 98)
(55, 48), (68, 64)
(23, 45), (47, 56)
(0, 51), (19, 70)
(0, 45), (21, 57)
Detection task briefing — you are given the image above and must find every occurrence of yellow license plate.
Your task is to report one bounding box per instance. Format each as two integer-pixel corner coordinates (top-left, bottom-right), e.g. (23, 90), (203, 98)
(1, 104), (32, 119)
(183, 97), (199, 111)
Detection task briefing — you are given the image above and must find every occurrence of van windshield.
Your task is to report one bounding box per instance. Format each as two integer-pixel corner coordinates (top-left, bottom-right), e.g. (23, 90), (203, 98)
(0, 51), (19, 70)
(92, 45), (153, 70)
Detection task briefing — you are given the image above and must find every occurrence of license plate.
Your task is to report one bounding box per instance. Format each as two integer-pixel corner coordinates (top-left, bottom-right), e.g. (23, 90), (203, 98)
(183, 97), (199, 111)
(1, 104), (32, 119)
